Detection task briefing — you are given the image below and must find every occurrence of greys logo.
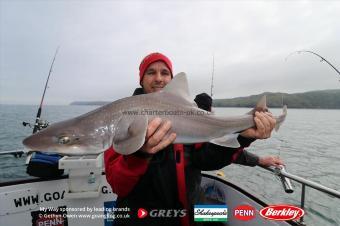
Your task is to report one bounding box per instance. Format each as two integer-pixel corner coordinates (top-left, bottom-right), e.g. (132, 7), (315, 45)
(138, 209), (187, 218)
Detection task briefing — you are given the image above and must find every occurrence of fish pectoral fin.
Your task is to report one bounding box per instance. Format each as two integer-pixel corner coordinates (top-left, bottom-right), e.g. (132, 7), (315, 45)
(210, 134), (240, 148)
(112, 115), (148, 155)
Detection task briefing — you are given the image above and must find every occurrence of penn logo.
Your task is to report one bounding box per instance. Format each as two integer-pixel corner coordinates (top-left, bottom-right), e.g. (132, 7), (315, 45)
(233, 205), (255, 221)
(138, 208), (148, 218)
(259, 205), (304, 221)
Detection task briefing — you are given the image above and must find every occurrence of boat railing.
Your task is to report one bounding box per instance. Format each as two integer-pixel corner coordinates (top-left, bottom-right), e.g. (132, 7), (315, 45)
(0, 150), (27, 158)
(262, 166), (340, 225)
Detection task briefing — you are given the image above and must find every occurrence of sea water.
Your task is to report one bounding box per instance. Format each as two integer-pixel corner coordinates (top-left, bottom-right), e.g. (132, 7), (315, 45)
(0, 104), (339, 225)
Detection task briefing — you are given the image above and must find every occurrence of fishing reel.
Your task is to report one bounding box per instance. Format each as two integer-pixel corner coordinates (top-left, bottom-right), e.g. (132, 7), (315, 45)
(22, 121), (32, 128)
(23, 119), (49, 132)
(35, 119), (50, 131)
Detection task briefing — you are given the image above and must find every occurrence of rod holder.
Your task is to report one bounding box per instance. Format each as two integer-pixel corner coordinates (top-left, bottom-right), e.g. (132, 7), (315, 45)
(279, 166), (294, 193)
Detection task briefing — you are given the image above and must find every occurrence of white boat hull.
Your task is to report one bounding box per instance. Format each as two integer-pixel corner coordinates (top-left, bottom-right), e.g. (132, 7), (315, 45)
(0, 173), (299, 226)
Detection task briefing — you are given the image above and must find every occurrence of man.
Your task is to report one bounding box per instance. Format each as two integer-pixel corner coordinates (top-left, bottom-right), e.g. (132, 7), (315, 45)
(104, 52), (283, 226)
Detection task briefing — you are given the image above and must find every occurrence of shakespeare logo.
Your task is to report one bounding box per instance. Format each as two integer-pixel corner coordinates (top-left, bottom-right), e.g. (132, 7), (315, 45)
(194, 205), (228, 222)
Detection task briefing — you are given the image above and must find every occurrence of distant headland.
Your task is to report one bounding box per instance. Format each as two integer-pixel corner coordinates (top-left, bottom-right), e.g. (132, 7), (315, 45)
(70, 89), (340, 109)
(213, 89), (340, 109)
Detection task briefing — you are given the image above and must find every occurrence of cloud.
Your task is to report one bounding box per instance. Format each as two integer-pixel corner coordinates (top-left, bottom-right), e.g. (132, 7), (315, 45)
(1, 0), (339, 104)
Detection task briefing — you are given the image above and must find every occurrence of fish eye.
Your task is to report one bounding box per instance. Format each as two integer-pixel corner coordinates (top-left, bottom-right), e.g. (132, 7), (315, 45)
(58, 136), (71, 144)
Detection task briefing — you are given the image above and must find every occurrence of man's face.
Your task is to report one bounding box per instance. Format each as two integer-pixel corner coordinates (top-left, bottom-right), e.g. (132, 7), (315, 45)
(141, 61), (172, 94)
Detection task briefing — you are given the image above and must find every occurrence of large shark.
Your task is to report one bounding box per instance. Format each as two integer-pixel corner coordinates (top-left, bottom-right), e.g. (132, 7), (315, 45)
(23, 72), (287, 155)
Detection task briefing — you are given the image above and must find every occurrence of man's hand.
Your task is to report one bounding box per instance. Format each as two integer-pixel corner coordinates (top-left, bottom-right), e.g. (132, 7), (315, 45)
(258, 155), (284, 168)
(141, 117), (177, 154)
(240, 112), (276, 139)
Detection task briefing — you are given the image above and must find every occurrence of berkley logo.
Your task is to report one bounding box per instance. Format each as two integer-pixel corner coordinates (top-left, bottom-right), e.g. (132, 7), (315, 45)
(233, 205), (255, 221)
(259, 205), (304, 221)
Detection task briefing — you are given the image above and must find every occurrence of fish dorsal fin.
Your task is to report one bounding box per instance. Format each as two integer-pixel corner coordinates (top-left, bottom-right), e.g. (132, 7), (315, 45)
(247, 95), (268, 115)
(163, 72), (192, 103)
(256, 95), (267, 111)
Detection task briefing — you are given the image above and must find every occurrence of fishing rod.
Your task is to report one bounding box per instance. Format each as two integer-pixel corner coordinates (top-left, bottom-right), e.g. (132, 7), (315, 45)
(1, 48), (60, 158)
(210, 54), (215, 98)
(286, 50), (340, 81)
(25, 47), (59, 134)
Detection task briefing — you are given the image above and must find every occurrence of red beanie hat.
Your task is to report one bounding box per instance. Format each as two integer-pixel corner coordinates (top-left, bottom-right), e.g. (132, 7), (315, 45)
(139, 52), (173, 84)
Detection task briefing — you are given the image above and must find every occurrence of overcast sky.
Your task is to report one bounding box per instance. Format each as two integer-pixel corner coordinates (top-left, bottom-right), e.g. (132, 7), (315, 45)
(1, 0), (339, 105)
